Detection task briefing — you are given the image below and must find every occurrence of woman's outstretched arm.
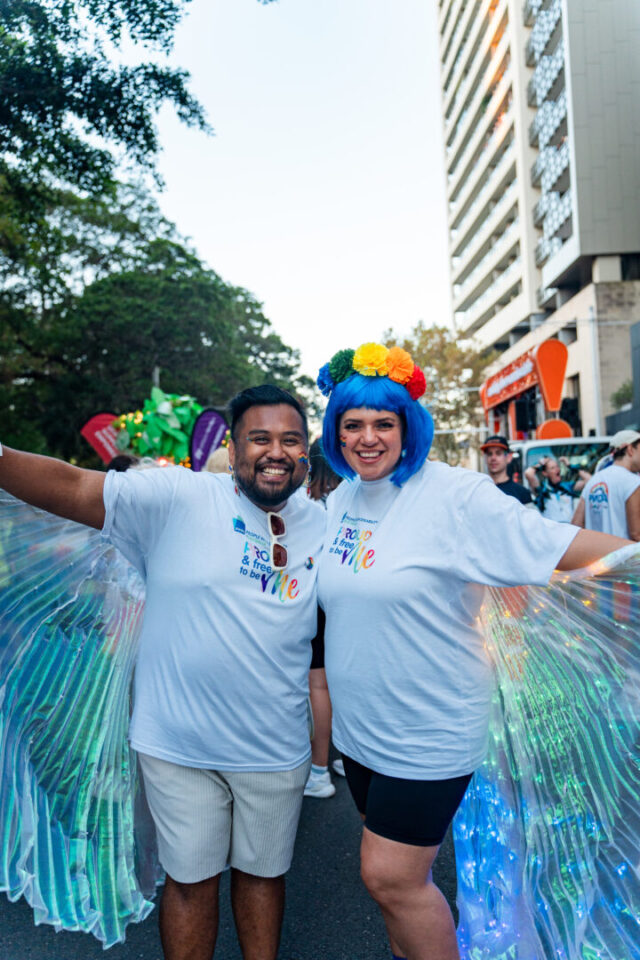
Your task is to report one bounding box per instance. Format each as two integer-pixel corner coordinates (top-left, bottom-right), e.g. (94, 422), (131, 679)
(556, 528), (631, 570)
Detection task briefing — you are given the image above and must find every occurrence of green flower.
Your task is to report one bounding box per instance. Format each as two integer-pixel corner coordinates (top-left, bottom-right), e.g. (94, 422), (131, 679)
(329, 349), (355, 384)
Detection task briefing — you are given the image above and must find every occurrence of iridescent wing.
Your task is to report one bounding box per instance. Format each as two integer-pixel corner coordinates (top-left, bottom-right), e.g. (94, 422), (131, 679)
(0, 493), (159, 947)
(455, 545), (640, 959)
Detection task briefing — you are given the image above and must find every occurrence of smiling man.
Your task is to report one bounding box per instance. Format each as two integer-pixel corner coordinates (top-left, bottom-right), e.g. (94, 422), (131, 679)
(0, 385), (325, 960)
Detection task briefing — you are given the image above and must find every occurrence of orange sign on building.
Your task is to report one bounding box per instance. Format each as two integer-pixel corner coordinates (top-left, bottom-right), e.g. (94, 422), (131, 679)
(481, 339), (572, 439)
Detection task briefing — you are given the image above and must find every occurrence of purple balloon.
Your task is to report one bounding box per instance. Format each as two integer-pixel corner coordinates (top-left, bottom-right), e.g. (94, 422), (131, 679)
(190, 409), (228, 472)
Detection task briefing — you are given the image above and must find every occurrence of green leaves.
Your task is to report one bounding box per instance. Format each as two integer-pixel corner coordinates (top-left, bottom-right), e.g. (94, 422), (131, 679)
(0, 0), (309, 465)
(0, 0), (207, 193)
(1, 194), (311, 464)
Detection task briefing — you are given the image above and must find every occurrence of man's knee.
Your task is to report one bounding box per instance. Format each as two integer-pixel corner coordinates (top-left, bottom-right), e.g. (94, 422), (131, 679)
(164, 873), (220, 903)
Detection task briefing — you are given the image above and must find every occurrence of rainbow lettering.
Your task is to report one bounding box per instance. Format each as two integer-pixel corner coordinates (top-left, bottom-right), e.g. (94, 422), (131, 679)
(329, 520), (376, 573)
(260, 569), (300, 601)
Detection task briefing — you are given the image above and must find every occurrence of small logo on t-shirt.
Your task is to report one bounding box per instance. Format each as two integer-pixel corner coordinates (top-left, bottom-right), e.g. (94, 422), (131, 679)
(588, 482), (609, 512)
(232, 515), (246, 533)
(304, 557), (314, 569)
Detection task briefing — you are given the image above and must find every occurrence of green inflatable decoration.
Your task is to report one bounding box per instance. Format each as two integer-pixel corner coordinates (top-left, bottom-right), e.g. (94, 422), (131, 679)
(113, 388), (203, 465)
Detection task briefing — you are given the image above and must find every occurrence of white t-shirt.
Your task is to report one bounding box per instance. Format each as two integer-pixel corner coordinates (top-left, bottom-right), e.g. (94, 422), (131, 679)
(538, 485), (576, 523)
(102, 468), (325, 770)
(318, 462), (579, 779)
(581, 464), (640, 538)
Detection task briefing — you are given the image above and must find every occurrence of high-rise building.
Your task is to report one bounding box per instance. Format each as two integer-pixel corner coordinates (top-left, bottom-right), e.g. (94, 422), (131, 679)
(439, 0), (540, 353)
(438, 0), (640, 438)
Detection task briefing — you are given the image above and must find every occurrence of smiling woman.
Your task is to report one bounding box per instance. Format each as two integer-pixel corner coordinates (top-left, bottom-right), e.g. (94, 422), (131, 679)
(338, 409), (403, 481)
(314, 340), (631, 960)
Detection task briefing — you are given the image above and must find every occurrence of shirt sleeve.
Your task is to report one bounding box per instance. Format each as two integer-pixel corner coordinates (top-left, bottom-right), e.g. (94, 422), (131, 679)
(101, 467), (182, 578)
(624, 472), (640, 501)
(457, 471), (579, 587)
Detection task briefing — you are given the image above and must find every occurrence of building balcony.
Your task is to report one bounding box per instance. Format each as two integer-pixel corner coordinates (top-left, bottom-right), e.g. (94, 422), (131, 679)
(445, 34), (511, 166)
(527, 0), (562, 64)
(452, 180), (518, 272)
(535, 235), (562, 266)
(443, 0), (508, 120)
(544, 189), (573, 239)
(533, 191), (558, 227)
(523, 0), (543, 27)
(450, 149), (515, 244)
(525, 34), (536, 66)
(529, 46), (564, 108)
(441, 0), (465, 54)
(528, 89), (567, 149)
(454, 255), (521, 334)
(453, 219), (520, 308)
(531, 151), (547, 186)
(536, 284), (558, 308)
(448, 103), (513, 202)
(542, 139), (570, 192)
(442, 0), (483, 96)
(447, 63), (512, 181)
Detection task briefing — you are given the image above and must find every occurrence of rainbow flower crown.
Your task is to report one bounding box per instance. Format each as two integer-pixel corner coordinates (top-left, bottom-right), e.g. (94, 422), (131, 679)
(317, 342), (426, 400)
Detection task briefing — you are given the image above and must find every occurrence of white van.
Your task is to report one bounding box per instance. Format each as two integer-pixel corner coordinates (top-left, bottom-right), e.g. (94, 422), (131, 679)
(509, 436), (612, 490)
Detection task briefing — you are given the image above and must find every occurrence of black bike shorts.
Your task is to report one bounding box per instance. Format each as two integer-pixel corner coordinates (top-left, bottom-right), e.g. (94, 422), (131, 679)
(342, 754), (472, 847)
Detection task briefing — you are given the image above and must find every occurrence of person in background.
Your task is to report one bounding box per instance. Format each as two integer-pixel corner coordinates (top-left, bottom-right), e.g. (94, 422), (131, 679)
(572, 429), (640, 540)
(307, 438), (342, 504)
(304, 439), (345, 797)
(480, 435), (531, 505)
(107, 454), (140, 472)
(525, 455), (589, 522)
(204, 445), (230, 474)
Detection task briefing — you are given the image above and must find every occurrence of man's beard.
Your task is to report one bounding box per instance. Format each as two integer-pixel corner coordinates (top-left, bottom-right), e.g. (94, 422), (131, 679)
(234, 466), (302, 509)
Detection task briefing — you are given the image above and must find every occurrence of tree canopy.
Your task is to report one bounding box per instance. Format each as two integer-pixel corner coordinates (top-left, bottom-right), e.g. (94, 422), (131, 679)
(385, 322), (495, 465)
(1, 189), (311, 462)
(0, 0), (207, 193)
(1, 0), (311, 464)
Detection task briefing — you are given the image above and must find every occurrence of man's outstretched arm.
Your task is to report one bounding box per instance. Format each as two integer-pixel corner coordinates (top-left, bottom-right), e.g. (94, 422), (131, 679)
(0, 445), (106, 529)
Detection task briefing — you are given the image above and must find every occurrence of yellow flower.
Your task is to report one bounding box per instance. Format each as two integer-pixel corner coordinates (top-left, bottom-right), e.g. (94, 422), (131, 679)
(353, 342), (389, 377)
(386, 346), (414, 385)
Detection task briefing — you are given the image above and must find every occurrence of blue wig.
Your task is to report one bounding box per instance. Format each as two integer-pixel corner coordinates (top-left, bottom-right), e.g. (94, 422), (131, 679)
(322, 374), (434, 487)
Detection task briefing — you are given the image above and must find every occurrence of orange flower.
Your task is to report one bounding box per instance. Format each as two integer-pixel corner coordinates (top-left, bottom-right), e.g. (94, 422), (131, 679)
(353, 342), (389, 377)
(386, 346), (414, 385)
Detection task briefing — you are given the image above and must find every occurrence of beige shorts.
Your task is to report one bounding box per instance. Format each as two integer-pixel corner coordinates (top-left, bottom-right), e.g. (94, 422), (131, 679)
(137, 752), (311, 883)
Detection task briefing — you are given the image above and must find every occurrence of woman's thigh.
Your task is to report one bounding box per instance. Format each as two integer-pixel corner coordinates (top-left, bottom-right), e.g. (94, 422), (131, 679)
(342, 754), (472, 847)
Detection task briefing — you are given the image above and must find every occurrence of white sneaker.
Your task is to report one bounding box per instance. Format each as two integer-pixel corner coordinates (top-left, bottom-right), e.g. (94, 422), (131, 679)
(304, 769), (336, 798)
(332, 758), (345, 777)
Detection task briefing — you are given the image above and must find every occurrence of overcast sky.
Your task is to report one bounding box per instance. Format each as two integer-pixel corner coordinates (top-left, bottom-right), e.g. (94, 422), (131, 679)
(155, 0), (451, 379)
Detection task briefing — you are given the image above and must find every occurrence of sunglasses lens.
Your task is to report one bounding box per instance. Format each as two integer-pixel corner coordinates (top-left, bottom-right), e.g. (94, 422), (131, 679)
(269, 514), (285, 537)
(272, 543), (288, 569)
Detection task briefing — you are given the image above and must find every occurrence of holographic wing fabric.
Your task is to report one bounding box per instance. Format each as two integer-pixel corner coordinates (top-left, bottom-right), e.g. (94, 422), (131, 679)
(455, 544), (640, 959)
(0, 493), (158, 947)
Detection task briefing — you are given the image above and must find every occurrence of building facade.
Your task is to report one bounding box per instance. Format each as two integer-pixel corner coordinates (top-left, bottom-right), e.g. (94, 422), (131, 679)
(437, 0), (640, 440)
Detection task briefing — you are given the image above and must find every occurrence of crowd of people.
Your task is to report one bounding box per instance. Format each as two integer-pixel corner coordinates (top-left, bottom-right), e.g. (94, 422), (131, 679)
(482, 429), (640, 541)
(0, 343), (639, 960)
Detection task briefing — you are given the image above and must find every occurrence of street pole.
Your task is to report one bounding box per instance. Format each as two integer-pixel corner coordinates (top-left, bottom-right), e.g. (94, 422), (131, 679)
(588, 307), (603, 435)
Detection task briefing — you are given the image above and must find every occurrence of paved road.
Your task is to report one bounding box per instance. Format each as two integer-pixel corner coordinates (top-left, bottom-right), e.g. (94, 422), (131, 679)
(0, 764), (457, 960)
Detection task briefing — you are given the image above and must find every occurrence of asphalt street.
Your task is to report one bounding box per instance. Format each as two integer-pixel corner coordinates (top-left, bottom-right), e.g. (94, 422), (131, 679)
(0, 764), (457, 960)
